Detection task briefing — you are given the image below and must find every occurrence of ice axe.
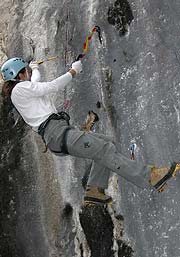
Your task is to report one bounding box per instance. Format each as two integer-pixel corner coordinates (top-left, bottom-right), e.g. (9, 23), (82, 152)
(36, 55), (62, 65)
(76, 25), (102, 61)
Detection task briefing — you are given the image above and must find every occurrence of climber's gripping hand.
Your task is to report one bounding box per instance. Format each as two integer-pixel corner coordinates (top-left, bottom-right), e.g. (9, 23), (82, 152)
(29, 61), (39, 70)
(69, 60), (82, 77)
(29, 61), (41, 82)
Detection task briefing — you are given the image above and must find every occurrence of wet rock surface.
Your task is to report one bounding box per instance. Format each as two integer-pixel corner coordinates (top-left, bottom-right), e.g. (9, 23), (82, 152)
(79, 205), (114, 257)
(79, 204), (134, 257)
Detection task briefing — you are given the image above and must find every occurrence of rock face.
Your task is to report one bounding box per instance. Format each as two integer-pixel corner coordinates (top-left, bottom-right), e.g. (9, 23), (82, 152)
(1, 0), (180, 257)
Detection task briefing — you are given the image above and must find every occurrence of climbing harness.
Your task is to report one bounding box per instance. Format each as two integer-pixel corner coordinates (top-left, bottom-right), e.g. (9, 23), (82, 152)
(76, 25), (102, 61)
(38, 112), (71, 154)
(38, 112), (70, 138)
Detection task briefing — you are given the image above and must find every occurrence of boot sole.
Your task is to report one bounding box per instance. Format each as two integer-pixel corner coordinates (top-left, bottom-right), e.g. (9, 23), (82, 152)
(154, 162), (178, 191)
(83, 200), (113, 206)
(83, 196), (113, 205)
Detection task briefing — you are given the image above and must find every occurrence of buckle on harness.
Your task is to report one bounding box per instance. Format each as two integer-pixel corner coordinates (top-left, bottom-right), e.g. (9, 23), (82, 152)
(38, 112), (70, 138)
(38, 112), (71, 155)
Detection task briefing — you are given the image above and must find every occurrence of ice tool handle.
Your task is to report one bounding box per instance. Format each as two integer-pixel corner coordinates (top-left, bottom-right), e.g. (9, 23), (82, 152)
(37, 55), (62, 65)
(76, 26), (102, 61)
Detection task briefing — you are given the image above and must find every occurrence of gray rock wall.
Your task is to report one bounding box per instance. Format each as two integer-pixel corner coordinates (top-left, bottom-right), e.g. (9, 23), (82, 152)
(1, 0), (180, 256)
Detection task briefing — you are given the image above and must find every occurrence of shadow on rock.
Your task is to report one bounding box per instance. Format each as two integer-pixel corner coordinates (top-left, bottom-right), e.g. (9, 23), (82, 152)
(79, 205), (114, 257)
(107, 0), (134, 36)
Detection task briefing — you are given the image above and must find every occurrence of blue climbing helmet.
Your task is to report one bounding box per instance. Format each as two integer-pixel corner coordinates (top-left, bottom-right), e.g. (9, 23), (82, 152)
(1, 57), (28, 81)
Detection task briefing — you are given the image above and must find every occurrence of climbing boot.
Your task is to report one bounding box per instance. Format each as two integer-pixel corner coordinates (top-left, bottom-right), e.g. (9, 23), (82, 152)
(149, 162), (180, 192)
(84, 186), (113, 205)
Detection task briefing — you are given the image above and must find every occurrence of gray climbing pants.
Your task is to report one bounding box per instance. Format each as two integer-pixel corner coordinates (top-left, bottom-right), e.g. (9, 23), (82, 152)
(43, 120), (152, 190)
(65, 129), (152, 190)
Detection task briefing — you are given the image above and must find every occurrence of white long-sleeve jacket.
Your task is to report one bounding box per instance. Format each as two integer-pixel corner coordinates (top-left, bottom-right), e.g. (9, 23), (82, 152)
(11, 68), (72, 131)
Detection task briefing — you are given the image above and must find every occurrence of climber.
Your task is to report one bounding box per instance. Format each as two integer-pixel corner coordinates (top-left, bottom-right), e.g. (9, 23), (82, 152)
(1, 57), (180, 204)
(129, 140), (136, 160)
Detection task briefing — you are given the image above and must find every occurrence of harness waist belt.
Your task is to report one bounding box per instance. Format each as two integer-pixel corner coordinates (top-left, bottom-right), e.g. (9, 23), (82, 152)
(38, 111), (70, 139)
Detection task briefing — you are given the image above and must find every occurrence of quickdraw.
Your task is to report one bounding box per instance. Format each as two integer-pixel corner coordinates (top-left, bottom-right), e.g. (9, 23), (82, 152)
(76, 25), (102, 61)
